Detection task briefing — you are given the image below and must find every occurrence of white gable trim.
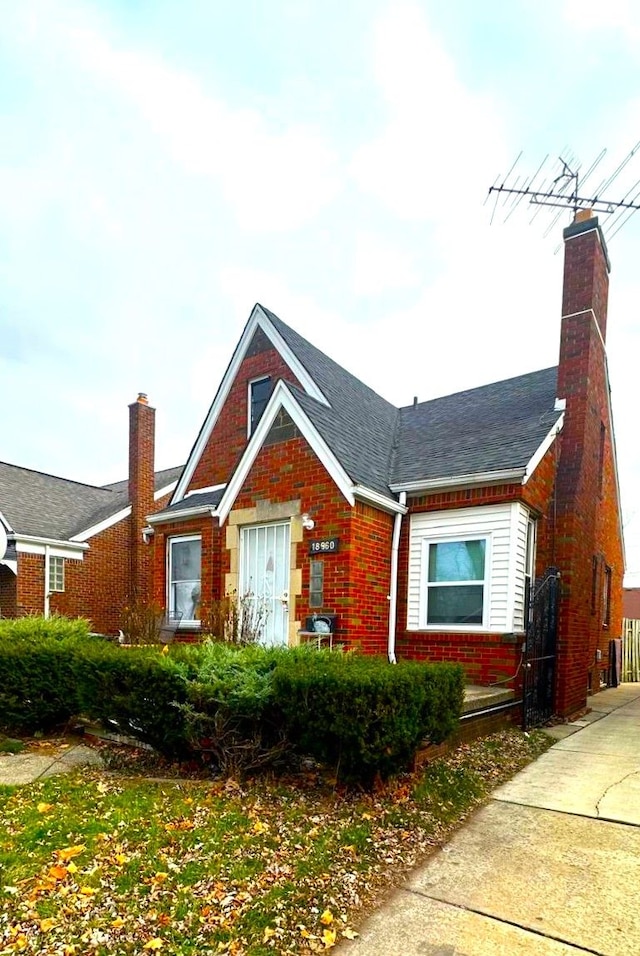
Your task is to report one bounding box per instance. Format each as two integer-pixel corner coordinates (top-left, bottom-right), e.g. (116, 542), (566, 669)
(522, 414), (564, 485)
(217, 380), (354, 525)
(173, 304), (330, 503)
(71, 506), (131, 542)
(71, 480), (178, 542)
(0, 510), (14, 534)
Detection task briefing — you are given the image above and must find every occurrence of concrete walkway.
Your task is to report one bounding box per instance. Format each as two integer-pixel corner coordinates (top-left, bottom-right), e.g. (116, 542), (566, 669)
(340, 683), (640, 956)
(0, 743), (102, 785)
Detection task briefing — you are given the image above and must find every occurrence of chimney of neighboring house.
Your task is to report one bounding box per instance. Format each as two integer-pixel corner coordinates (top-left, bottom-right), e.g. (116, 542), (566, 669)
(554, 211), (612, 716)
(129, 393), (155, 605)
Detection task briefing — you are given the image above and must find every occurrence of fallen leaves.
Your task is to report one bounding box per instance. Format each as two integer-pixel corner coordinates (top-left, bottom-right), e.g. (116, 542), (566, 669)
(0, 729), (551, 955)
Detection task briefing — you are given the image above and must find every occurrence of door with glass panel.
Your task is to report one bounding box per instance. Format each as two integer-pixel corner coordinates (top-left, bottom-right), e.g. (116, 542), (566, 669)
(239, 522), (290, 646)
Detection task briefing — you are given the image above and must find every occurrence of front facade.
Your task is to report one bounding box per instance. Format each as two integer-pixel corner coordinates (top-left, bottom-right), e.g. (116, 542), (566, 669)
(148, 212), (624, 717)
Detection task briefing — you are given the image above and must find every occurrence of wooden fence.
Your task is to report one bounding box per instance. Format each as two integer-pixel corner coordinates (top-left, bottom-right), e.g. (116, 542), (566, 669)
(622, 618), (640, 682)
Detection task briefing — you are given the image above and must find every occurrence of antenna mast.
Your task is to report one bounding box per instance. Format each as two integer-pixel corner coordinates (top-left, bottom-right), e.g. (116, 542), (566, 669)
(487, 142), (640, 241)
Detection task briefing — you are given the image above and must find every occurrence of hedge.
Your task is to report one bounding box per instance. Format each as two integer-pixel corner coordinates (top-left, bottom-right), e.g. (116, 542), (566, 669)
(273, 653), (464, 783)
(0, 619), (466, 784)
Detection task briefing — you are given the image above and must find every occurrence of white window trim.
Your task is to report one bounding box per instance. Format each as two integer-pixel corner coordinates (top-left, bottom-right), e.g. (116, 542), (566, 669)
(418, 534), (491, 631)
(247, 375), (271, 438)
(167, 534), (202, 626)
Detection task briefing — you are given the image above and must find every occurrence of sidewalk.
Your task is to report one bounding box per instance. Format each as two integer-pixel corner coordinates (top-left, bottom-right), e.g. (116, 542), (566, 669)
(0, 743), (102, 785)
(339, 683), (640, 956)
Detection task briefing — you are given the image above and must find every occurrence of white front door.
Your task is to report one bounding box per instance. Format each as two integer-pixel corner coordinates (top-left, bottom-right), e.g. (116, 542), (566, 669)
(239, 522), (290, 646)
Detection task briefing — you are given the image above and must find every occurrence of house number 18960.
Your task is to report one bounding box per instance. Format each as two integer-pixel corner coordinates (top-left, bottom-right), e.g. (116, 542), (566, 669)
(308, 538), (340, 554)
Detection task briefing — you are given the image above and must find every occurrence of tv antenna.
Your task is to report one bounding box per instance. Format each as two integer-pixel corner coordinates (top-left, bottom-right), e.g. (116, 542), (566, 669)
(486, 142), (640, 243)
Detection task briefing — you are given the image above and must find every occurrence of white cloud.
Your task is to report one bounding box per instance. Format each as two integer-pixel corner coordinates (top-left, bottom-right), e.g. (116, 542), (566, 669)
(55, 24), (343, 231)
(350, 1), (508, 221)
(351, 231), (419, 296)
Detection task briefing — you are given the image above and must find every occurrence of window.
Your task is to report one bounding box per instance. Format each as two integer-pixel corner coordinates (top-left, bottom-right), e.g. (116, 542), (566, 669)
(603, 565), (612, 628)
(249, 377), (272, 435)
(423, 538), (487, 626)
(168, 536), (201, 623)
(309, 560), (324, 608)
(48, 556), (64, 593)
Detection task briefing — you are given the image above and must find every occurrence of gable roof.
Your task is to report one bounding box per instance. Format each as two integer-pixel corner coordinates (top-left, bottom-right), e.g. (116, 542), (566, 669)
(173, 304), (563, 510)
(0, 462), (184, 543)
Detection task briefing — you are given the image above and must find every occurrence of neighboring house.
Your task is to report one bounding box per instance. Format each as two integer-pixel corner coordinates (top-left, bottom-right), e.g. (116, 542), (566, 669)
(0, 395), (182, 635)
(623, 588), (640, 620)
(147, 211), (624, 718)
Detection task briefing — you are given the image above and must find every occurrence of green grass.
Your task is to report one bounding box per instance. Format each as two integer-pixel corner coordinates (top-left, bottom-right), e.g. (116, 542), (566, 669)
(0, 728), (551, 955)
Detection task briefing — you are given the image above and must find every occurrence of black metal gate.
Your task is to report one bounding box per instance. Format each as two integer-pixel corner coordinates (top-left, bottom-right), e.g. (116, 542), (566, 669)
(523, 567), (560, 730)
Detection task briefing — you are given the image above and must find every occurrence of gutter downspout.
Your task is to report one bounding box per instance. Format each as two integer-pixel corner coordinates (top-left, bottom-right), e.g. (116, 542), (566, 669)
(388, 492), (406, 664)
(44, 544), (51, 619)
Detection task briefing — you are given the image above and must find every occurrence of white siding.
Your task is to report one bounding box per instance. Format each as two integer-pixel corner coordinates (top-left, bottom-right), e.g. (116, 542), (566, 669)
(407, 504), (533, 632)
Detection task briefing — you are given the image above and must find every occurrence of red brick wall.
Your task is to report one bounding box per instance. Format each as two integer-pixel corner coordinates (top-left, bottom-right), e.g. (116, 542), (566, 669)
(50, 522), (130, 634)
(16, 553), (46, 616)
(0, 565), (18, 617)
(191, 333), (300, 489)
(554, 219), (623, 715)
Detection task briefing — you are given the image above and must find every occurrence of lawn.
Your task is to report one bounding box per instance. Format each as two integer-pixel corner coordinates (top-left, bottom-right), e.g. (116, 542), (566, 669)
(0, 729), (551, 956)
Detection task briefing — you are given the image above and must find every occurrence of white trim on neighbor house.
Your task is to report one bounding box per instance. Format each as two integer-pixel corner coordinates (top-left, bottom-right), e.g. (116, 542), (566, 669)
(70, 480), (179, 542)
(522, 413), (564, 484)
(390, 469), (525, 496)
(14, 536), (88, 559)
(407, 503), (535, 634)
(71, 506), (131, 542)
(217, 380), (355, 525)
(172, 304), (330, 503)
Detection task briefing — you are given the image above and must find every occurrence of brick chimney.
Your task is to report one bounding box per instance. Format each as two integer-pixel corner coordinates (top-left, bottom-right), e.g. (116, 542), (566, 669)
(129, 393), (155, 603)
(554, 212), (614, 716)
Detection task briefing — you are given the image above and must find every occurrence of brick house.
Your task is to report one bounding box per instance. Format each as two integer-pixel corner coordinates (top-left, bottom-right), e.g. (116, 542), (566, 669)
(148, 211), (624, 717)
(0, 395), (181, 635)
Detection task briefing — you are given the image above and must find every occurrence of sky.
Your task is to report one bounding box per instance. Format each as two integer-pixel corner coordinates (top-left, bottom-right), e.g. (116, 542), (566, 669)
(1, 0), (640, 585)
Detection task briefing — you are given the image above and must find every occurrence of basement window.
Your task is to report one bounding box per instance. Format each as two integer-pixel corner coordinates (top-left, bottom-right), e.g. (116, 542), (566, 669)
(48, 556), (65, 593)
(249, 376), (272, 435)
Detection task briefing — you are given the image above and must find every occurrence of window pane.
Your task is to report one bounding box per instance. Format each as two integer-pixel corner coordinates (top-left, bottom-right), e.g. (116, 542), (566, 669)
(427, 585), (484, 625)
(172, 539), (201, 581)
(170, 538), (201, 620)
(428, 540), (485, 582)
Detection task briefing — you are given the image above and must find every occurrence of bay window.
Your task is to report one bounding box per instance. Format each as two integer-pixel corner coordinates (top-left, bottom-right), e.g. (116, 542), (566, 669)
(423, 538), (487, 626)
(168, 535), (201, 623)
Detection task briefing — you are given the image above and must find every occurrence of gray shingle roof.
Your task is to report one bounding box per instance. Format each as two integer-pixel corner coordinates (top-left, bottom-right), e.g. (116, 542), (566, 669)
(102, 465), (183, 497)
(391, 367), (560, 485)
(0, 462), (186, 542)
(260, 308), (561, 496)
(0, 463), (126, 540)
(263, 308), (399, 497)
